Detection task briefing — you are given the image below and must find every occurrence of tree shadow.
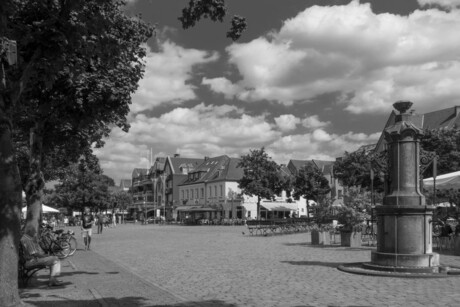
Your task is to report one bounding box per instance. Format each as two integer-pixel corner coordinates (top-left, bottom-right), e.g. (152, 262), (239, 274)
(59, 270), (100, 276)
(280, 260), (343, 268)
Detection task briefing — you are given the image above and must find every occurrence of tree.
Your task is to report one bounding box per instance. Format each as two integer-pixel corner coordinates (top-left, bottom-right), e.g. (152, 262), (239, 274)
(237, 148), (285, 220)
(179, 0), (247, 41)
(292, 164), (331, 219)
(421, 128), (460, 178)
(54, 158), (112, 214)
(7, 0), (153, 241)
(334, 150), (384, 192)
(112, 190), (133, 223)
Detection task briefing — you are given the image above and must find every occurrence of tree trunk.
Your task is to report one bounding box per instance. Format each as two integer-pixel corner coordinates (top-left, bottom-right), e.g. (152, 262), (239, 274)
(257, 196), (261, 220)
(23, 123), (45, 238)
(0, 100), (23, 306)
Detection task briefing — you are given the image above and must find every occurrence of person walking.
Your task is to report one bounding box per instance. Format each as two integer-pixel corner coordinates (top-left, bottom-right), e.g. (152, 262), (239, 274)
(112, 213), (117, 228)
(97, 211), (104, 234)
(81, 207), (94, 250)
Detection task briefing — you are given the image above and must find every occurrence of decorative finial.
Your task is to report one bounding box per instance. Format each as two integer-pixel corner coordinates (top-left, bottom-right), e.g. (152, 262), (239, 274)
(393, 101), (413, 114)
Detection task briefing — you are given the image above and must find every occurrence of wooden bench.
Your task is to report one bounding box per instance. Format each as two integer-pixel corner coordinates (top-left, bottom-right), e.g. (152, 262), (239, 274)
(18, 243), (47, 287)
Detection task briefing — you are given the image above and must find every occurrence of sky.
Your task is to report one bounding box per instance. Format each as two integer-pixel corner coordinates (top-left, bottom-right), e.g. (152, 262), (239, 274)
(93, 0), (460, 184)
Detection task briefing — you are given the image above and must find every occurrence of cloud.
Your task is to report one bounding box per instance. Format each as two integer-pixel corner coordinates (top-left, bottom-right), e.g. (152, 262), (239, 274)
(204, 1), (460, 114)
(130, 41), (218, 113)
(94, 104), (281, 182)
(418, 0), (460, 9)
(274, 114), (301, 132)
(301, 115), (330, 129)
(95, 102), (380, 182)
(268, 131), (381, 164)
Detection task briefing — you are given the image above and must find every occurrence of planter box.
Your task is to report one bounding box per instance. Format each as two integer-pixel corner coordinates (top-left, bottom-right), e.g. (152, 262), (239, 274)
(311, 230), (331, 245)
(340, 231), (362, 247)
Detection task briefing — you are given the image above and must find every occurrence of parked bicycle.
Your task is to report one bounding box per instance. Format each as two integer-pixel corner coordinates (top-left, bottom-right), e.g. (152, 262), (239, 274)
(39, 225), (71, 259)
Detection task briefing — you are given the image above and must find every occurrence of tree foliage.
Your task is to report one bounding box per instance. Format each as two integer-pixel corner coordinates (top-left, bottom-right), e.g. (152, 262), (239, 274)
(421, 128), (460, 178)
(237, 148), (285, 219)
(334, 150), (384, 192)
(7, 0), (153, 238)
(179, 0), (247, 41)
(54, 157), (113, 213)
(292, 164), (331, 203)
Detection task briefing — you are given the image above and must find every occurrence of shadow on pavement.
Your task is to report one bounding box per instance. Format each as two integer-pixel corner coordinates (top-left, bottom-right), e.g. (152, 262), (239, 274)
(59, 270), (100, 276)
(280, 260), (342, 268)
(23, 297), (238, 307)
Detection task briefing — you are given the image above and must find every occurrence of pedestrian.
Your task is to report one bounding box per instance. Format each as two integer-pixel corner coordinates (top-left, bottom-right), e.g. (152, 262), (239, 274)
(81, 207), (94, 250)
(118, 214), (122, 225)
(20, 233), (62, 287)
(112, 213), (116, 228)
(50, 215), (57, 231)
(97, 211), (104, 234)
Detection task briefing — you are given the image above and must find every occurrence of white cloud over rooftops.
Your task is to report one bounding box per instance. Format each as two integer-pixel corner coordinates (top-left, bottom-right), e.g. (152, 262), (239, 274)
(130, 41), (219, 113)
(204, 1), (460, 114)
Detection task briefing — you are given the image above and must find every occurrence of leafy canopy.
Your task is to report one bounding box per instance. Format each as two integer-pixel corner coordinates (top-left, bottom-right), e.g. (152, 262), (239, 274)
(237, 147), (284, 201)
(292, 164), (330, 203)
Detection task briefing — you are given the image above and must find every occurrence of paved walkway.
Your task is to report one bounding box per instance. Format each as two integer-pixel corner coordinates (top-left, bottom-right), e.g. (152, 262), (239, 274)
(19, 224), (460, 307)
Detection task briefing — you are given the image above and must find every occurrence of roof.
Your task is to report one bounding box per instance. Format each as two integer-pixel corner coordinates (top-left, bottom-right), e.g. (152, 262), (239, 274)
(375, 106), (460, 153)
(119, 179), (131, 188)
(287, 159), (334, 176)
(167, 156), (204, 174)
(132, 168), (148, 178)
(179, 155), (244, 186)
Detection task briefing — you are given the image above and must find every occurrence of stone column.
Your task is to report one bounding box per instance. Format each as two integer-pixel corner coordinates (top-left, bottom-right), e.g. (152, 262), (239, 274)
(368, 101), (439, 272)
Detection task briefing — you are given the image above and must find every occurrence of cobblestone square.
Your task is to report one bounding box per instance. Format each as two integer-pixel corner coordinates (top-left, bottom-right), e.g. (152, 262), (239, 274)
(86, 224), (460, 307)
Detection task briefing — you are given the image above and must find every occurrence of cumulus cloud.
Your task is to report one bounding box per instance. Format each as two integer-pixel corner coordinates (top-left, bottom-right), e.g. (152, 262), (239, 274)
(418, 0), (460, 9)
(268, 131), (381, 164)
(301, 115), (330, 129)
(274, 114), (301, 132)
(130, 41), (218, 113)
(204, 1), (460, 114)
(95, 103), (381, 182)
(94, 104), (281, 181)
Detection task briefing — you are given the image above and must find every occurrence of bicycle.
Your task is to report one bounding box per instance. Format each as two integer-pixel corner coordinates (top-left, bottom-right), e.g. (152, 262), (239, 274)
(57, 229), (77, 256)
(39, 226), (71, 259)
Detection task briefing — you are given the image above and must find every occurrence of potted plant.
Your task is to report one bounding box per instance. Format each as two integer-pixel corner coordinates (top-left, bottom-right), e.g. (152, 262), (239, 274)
(310, 202), (334, 245)
(336, 206), (365, 247)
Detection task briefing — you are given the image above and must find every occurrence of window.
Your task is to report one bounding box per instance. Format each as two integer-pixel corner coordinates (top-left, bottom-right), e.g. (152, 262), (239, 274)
(214, 186), (217, 197)
(247, 211), (251, 217)
(181, 190), (184, 200)
(301, 208), (304, 212)
(201, 188), (204, 198)
(195, 188), (198, 199)
(338, 190), (343, 198)
(220, 185), (223, 197)
(186, 190), (189, 199)
(191, 189), (194, 199)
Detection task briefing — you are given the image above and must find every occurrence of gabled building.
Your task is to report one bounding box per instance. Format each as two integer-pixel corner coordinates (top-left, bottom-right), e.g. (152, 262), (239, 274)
(119, 179), (132, 192)
(130, 168), (150, 217)
(177, 155), (243, 221)
(162, 154), (204, 219)
(375, 105), (460, 153)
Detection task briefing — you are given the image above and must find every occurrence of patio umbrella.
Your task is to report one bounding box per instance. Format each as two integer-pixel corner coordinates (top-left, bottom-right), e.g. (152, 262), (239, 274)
(423, 171), (460, 190)
(22, 204), (60, 213)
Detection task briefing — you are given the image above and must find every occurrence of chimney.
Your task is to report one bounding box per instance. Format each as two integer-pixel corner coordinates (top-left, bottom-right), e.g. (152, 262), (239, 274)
(174, 154), (180, 157)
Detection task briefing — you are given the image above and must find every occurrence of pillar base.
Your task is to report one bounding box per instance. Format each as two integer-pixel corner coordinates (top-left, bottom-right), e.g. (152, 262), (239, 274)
(370, 251), (439, 273)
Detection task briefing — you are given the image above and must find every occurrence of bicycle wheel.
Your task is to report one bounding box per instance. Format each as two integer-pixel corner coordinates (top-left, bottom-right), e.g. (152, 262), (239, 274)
(51, 240), (70, 259)
(67, 236), (77, 256)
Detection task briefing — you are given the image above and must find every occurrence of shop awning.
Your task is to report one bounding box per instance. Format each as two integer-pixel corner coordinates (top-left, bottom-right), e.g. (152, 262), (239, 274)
(189, 207), (217, 212)
(175, 206), (201, 211)
(424, 171), (460, 190)
(260, 202), (297, 211)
